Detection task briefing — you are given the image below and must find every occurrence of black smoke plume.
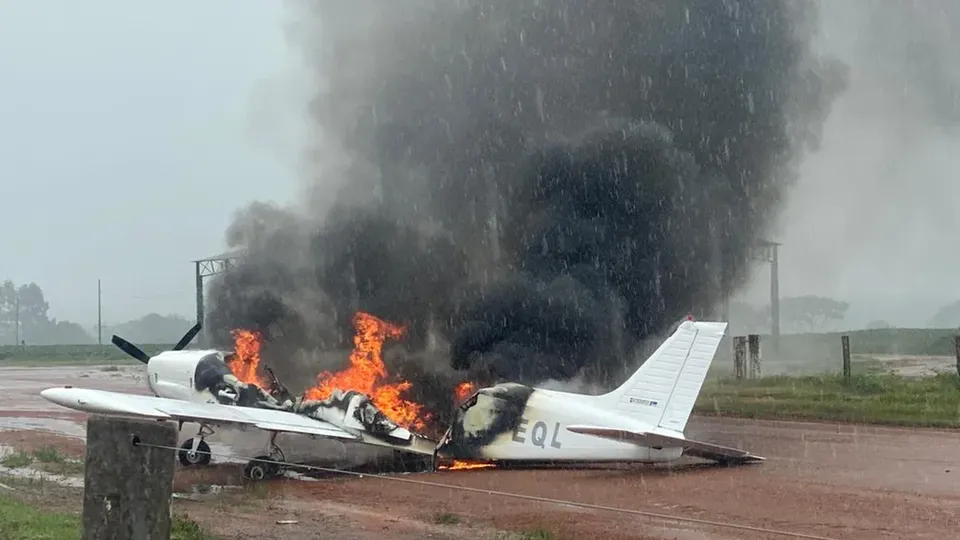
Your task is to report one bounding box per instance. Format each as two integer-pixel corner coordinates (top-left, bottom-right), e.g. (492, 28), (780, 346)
(207, 1), (845, 408)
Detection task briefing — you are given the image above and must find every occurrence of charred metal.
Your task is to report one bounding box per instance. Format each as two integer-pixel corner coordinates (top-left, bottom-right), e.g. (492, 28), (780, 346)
(437, 383), (534, 459)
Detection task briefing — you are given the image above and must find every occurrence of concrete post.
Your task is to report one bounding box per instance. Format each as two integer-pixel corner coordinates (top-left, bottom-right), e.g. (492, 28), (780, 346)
(747, 334), (761, 378)
(953, 336), (960, 375)
(954, 335), (960, 378)
(842, 335), (852, 383)
(82, 416), (178, 540)
(733, 336), (747, 380)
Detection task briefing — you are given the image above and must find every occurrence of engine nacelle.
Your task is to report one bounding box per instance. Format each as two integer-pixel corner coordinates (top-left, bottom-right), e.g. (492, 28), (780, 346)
(146, 349), (228, 403)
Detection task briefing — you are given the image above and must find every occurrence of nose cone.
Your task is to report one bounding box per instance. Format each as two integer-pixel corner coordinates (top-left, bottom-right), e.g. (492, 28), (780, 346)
(40, 387), (79, 408)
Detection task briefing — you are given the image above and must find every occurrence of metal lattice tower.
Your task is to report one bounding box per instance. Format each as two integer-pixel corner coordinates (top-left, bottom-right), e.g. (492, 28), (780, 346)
(750, 239), (781, 350)
(192, 248), (245, 347)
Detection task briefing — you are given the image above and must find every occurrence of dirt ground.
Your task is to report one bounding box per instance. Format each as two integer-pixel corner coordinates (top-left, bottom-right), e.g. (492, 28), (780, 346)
(3, 365), (960, 539)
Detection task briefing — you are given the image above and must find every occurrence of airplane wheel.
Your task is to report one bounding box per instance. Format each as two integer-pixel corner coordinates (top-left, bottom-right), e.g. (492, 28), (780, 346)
(178, 438), (212, 467)
(244, 456), (280, 481)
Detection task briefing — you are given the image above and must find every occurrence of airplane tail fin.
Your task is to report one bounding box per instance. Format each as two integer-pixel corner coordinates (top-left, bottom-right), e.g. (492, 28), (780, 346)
(594, 320), (727, 433)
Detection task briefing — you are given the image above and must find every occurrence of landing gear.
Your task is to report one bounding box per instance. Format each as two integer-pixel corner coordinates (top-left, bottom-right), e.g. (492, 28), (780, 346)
(178, 425), (214, 467)
(243, 432), (286, 482)
(244, 457), (280, 481)
(178, 438), (212, 467)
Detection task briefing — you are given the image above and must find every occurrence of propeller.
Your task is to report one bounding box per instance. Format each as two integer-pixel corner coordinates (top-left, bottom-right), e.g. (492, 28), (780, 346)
(111, 322), (203, 365)
(172, 322), (202, 351)
(110, 334), (151, 364)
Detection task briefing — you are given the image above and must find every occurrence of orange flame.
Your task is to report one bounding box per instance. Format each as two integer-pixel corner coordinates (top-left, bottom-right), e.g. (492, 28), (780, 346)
(439, 460), (496, 471)
(304, 312), (428, 430)
(454, 381), (476, 403)
(226, 329), (270, 388)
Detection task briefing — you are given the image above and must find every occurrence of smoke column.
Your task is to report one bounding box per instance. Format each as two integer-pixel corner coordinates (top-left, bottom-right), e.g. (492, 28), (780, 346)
(207, 1), (845, 401)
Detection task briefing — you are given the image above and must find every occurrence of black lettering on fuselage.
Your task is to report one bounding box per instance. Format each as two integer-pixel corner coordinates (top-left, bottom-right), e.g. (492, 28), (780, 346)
(512, 417), (562, 449)
(511, 417), (529, 443)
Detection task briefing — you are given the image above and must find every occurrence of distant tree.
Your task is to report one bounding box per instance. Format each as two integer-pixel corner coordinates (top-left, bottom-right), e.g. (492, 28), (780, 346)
(0, 280), (17, 343)
(0, 280), (53, 344)
(0, 279), (92, 344)
(43, 320), (93, 345)
(780, 295), (849, 333)
(103, 313), (195, 344)
(16, 283), (51, 343)
(865, 319), (893, 330)
(727, 301), (770, 334)
(929, 300), (960, 328)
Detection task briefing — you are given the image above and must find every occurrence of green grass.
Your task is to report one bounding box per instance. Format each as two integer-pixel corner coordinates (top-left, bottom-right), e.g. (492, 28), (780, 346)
(0, 343), (174, 365)
(0, 493), (215, 539)
(695, 372), (960, 427)
(1, 451), (33, 469)
(30, 446), (65, 464)
(0, 446), (84, 477)
(497, 529), (554, 540)
(433, 512), (461, 525)
(0, 494), (77, 540)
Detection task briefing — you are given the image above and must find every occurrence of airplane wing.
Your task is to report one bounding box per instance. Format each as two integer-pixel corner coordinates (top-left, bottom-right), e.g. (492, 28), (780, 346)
(40, 387), (359, 441)
(565, 425), (764, 464)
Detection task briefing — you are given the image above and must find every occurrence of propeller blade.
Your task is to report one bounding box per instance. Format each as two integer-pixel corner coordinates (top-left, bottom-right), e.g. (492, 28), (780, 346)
(110, 335), (151, 364)
(172, 323), (202, 351)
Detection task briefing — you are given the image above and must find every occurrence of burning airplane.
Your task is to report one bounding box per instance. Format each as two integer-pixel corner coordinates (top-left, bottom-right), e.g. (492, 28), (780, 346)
(39, 312), (451, 480)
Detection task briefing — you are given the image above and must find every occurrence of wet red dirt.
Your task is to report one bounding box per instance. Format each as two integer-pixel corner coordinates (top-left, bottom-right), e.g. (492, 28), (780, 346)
(2, 365), (959, 539)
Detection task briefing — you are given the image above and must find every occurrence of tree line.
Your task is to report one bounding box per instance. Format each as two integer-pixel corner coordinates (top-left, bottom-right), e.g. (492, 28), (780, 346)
(0, 280), (194, 346)
(731, 294), (960, 335)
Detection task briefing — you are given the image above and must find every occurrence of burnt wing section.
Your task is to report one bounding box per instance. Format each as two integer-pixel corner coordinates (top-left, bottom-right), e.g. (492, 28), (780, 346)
(438, 383), (534, 459)
(295, 389), (409, 444)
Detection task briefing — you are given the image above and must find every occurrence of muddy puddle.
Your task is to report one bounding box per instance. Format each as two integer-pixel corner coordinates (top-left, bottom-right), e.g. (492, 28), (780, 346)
(0, 444), (85, 488)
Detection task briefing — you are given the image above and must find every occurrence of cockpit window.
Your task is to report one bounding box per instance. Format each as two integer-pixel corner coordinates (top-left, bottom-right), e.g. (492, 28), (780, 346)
(459, 393), (479, 411)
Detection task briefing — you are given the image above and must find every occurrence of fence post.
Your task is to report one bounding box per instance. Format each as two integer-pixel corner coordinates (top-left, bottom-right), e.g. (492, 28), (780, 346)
(82, 416), (178, 540)
(954, 335), (960, 378)
(747, 334), (761, 378)
(841, 335), (851, 383)
(733, 336), (747, 380)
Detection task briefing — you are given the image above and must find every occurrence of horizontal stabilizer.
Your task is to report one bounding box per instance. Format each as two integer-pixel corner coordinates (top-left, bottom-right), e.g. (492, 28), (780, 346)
(566, 425), (764, 464)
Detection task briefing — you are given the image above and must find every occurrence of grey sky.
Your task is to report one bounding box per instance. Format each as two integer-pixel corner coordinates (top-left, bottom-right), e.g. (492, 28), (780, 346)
(737, 0), (960, 327)
(2, 0), (303, 327)
(4, 1), (959, 330)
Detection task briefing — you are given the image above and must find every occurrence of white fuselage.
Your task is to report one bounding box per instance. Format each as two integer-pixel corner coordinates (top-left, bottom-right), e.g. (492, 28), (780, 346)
(437, 384), (684, 463)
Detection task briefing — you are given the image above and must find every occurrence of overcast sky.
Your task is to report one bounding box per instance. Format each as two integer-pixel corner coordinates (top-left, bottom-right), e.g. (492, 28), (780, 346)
(4, 1), (960, 329)
(1, 0), (305, 327)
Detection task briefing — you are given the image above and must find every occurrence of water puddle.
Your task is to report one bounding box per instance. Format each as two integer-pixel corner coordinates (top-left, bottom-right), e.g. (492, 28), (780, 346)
(173, 483), (242, 501)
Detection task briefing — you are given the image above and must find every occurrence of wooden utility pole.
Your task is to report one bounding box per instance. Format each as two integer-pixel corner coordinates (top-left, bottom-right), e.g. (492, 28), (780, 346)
(97, 279), (102, 346)
(14, 291), (19, 346)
